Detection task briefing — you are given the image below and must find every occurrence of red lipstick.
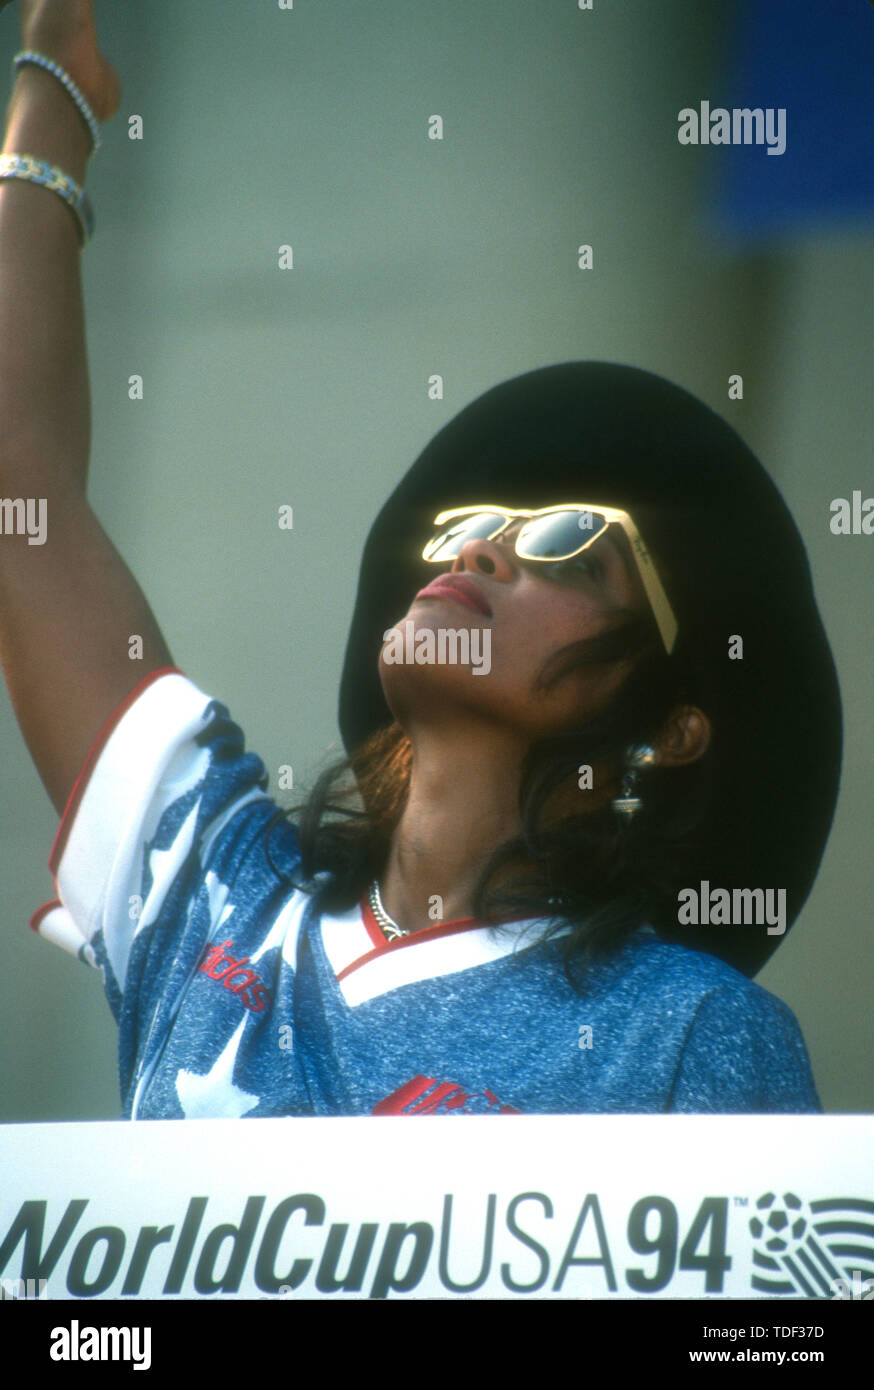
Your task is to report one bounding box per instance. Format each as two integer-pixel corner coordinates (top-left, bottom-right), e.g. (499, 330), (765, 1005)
(415, 574), (492, 617)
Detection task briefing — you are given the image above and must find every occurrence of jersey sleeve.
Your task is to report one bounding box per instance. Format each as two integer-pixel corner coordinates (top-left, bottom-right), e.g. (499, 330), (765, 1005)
(668, 982), (823, 1114)
(30, 668), (301, 1109)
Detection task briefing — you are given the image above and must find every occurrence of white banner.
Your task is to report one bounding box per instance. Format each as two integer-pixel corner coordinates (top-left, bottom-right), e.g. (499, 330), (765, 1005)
(1, 1116), (872, 1301)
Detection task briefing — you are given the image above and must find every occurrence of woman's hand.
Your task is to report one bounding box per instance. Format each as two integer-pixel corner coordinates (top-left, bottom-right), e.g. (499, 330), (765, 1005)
(2, 0), (121, 121)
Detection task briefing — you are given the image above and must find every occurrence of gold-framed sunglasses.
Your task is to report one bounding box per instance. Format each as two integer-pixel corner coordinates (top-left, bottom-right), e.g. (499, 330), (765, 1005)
(422, 503), (678, 654)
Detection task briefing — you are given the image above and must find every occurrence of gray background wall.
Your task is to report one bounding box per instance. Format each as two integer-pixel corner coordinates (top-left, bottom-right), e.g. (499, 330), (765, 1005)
(1, 0), (871, 1119)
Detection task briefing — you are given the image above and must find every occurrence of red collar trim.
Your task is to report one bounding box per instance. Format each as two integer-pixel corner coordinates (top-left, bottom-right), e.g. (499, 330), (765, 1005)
(359, 890), (480, 948)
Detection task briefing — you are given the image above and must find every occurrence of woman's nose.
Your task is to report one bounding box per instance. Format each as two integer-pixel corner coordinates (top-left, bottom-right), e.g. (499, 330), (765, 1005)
(451, 534), (518, 580)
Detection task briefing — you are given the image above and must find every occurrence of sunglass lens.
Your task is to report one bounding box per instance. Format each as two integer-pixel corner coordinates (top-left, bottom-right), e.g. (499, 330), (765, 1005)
(423, 511), (508, 561)
(517, 509), (608, 560)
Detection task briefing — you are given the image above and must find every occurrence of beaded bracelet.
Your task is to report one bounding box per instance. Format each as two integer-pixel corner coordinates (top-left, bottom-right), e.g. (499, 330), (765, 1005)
(13, 49), (101, 153)
(0, 153), (94, 245)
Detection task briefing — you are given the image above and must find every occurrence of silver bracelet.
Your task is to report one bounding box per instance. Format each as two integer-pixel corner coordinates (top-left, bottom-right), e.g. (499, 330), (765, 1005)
(0, 153), (94, 245)
(13, 49), (101, 153)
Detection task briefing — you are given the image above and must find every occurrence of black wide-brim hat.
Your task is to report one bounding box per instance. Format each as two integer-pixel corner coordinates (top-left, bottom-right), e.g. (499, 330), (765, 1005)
(339, 362), (842, 977)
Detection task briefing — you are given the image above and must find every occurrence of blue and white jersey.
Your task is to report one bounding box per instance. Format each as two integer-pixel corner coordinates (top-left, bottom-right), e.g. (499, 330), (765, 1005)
(32, 670), (822, 1118)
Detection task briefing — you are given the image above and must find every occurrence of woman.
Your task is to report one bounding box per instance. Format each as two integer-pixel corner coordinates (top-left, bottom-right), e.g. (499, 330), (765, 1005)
(0, 2), (841, 1119)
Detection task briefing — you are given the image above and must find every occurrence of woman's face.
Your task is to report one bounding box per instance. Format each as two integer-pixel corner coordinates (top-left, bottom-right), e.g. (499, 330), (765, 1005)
(379, 519), (653, 742)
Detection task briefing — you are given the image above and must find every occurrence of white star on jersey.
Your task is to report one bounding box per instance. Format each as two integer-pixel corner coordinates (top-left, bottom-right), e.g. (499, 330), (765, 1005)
(175, 1016), (259, 1118)
(138, 800), (201, 932)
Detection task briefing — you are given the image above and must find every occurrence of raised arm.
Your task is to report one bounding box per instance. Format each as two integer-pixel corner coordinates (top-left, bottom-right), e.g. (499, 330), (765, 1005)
(0, 0), (173, 815)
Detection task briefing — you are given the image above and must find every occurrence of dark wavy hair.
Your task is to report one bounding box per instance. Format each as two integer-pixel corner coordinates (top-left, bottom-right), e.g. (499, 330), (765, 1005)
(263, 602), (717, 986)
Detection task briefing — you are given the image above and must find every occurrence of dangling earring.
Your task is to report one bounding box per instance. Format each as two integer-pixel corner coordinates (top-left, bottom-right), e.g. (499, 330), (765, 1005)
(611, 744), (657, 820)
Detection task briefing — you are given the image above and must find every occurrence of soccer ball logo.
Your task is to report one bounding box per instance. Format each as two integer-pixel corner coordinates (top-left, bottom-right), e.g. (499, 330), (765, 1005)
(749, 1191), (808, 1253)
